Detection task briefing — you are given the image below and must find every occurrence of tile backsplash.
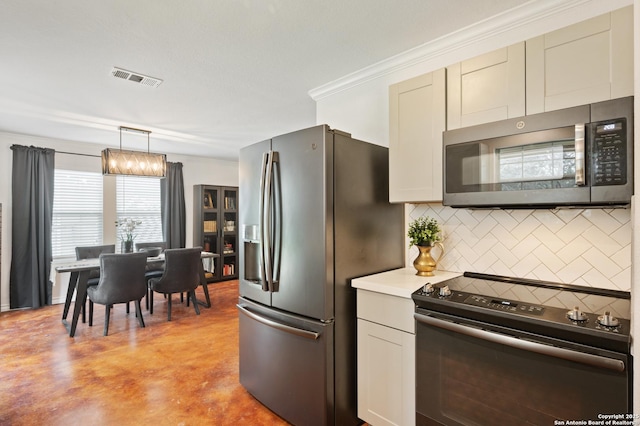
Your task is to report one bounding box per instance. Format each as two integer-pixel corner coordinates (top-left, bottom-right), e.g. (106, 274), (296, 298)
(407, 203), (631, 293)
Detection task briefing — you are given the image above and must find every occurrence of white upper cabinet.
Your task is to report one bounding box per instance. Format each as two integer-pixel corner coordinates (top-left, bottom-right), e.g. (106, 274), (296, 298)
(526, 6), (633, 114)
(447, 43), (525, 130)
(389, 69), (446, 203)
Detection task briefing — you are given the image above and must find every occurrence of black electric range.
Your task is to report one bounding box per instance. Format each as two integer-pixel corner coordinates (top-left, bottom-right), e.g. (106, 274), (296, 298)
(412, 272), (632, 425)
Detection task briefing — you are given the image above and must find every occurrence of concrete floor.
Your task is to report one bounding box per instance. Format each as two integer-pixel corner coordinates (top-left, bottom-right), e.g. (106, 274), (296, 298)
(0, 280), (291, 425)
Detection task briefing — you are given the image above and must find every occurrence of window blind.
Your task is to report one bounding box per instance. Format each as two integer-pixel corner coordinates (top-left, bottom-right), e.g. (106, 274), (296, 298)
(116, 175), (163, 247)
(52, 170), (103, 259)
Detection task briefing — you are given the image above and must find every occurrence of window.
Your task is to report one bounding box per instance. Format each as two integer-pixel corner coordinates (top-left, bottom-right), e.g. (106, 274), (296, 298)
(52, 170), (103, 259)
(116, 176), (163, 247)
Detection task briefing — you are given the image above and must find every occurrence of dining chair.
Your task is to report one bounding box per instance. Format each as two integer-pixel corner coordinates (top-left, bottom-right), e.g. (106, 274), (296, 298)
(134, 241), (168, 309)
(135, 241), (167, 256)
(87, 252), (148, 336)
(70, 244), (116, 323)
(148, 247), (202, 321)
(75, 244), (116, 282)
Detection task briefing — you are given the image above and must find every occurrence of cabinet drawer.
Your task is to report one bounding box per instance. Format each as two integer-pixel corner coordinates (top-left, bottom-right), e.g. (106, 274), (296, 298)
(357, 289), (415, 334)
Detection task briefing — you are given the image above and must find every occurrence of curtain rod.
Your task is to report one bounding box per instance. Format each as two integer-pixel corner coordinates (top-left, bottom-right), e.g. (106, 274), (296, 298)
(55, 151), (101, 158)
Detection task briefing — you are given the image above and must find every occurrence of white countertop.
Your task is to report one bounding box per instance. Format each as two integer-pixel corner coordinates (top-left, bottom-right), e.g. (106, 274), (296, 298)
(352, 268), (462, 299)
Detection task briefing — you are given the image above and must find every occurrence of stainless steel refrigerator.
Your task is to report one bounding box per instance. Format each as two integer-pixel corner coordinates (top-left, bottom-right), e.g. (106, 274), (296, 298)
(237, 125), (404, 426)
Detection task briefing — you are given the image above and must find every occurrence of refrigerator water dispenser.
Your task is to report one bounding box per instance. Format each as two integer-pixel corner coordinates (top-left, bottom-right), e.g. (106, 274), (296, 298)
(243, 224), (261, 282)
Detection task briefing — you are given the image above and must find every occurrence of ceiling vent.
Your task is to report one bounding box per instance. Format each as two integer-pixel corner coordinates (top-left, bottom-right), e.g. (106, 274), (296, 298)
(111, 67), (163, 88)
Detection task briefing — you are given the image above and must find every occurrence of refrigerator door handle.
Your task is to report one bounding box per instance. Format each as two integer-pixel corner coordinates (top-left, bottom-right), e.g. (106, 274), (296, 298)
(270, 151), (280, 286)
(258, 152), (270, 291)
(237, 304), (320, 340)
(263, 151), (277, 292)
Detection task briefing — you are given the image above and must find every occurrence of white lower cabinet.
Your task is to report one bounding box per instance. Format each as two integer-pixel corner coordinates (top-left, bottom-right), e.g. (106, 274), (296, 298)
(357, 319), (415, 426)
(356, 289), (415, 426)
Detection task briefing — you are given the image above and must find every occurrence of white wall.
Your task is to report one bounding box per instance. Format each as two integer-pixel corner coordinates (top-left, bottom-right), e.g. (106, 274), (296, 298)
(0, 131), (238, 311)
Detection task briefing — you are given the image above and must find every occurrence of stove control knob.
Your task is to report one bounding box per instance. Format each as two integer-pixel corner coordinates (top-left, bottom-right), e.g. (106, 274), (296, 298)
(567, 306), (587, 322)
(423, 283), (435, 294)
(439, 285), (452, 297)
(597, 311), (620, 328)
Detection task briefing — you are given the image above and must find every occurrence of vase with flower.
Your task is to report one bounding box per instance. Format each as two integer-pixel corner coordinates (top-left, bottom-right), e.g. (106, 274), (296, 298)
(407, 216), (444, 276)
(116, 217), (142, 253)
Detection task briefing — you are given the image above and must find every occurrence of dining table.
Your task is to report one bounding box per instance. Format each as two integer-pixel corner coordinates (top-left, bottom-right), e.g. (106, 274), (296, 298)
(55, 251), (219, 337)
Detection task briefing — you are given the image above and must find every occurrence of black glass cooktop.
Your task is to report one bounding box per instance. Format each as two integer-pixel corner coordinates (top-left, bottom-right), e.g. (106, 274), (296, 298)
(412, 272), (630, 353)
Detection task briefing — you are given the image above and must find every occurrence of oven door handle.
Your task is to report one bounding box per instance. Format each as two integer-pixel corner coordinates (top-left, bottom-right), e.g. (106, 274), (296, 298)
(415, 313), (625, 373)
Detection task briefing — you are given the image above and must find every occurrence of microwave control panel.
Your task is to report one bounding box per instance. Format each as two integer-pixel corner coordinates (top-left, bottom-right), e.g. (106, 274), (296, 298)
(592, 118), (627, 186)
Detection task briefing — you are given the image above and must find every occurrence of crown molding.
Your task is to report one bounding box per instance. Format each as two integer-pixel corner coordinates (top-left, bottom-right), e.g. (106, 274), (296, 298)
(308, 0), (631, 101)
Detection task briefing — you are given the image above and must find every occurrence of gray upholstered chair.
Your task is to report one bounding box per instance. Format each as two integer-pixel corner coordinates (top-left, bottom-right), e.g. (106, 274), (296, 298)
(75, 244), (116, 284)
(71, 244), (116, 322)
(87, 252), (148, 336)
(148, 247), (202, 321)
(135, 241), (168, 309)
(135, 241), (167, 255)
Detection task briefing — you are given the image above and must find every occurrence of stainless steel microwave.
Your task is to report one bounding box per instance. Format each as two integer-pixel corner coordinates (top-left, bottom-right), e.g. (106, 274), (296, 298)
(443, 96), (633, 208)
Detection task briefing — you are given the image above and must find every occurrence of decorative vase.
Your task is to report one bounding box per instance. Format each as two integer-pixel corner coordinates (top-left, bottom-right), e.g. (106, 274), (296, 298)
(413, 242), (444, 276)
(123, 240), (133, 253)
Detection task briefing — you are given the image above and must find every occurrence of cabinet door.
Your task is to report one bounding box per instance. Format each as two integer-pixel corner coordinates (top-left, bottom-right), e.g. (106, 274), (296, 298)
(357, 319), (415, 426)
(447, 42), (525, 130)
(220, 187), (238, 279)
(389, 69), (445, 203)
(197, 185), (219, 252)
(526, 6), (633, 114)
(203, 186), (221, 280)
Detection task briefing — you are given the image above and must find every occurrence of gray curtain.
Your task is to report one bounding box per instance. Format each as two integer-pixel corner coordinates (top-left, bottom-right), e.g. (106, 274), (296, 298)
(161, 162), (186, 248)
(10, 145), (55, 308)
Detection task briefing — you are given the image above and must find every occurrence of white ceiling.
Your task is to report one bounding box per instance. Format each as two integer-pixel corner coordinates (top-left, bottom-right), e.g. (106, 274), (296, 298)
(0, 0), (531, 160)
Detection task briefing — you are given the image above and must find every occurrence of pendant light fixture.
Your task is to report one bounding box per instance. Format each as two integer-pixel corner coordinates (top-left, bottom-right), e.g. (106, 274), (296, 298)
(101, 126), (167, 177)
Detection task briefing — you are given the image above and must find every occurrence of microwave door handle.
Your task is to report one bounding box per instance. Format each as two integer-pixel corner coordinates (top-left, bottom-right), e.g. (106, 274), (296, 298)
(574, 124), (586, 186)
(258, 152), (270, 291)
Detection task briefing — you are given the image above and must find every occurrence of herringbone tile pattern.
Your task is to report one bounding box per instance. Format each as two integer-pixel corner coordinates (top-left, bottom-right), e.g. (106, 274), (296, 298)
(407, 204), (631, 293)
